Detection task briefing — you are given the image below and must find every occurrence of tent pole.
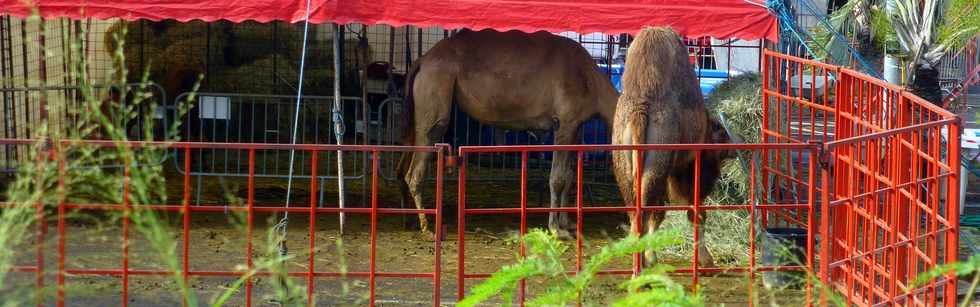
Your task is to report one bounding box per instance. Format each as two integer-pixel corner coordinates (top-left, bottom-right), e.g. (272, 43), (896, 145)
(333, 24), (346, 235)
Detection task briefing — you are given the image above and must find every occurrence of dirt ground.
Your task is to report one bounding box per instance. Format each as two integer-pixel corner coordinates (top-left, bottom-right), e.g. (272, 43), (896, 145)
(2, 154), (807, 306)
(6, 214), (806, 306)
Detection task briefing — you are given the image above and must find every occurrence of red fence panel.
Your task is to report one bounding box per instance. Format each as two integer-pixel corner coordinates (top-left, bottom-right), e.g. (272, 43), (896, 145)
(456, 143), (820, 306)
(2, 140), (447, 307)
(762, 50), (961, 306)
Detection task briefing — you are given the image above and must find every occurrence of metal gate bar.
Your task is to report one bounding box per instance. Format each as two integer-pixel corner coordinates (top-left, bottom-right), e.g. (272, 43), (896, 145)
(174, 92), (369, 180)
(0, 83), (168, 171)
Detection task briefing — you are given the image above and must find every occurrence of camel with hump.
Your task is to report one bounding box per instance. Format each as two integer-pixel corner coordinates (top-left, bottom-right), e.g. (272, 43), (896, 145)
(397, 29), (620, 236)
(612, 27), (733, 267)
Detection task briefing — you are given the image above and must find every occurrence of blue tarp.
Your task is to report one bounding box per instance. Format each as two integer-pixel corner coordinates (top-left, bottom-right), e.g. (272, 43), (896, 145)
(596, 64), (730, 95)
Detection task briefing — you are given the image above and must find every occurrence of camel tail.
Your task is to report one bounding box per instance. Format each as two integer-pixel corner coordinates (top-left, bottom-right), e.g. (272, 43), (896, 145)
(400, 60), (421, 146)
(396, 59), (423, 185)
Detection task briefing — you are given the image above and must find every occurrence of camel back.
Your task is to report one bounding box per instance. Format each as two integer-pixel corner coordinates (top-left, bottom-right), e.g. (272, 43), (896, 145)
(403, 30), (617, 133)
(620, 27), (705, 114)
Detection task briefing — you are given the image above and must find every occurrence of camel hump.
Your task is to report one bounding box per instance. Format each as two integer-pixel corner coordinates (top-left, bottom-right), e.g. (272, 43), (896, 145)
(620, 27), (699, 104)
(635, 27), (685, 46)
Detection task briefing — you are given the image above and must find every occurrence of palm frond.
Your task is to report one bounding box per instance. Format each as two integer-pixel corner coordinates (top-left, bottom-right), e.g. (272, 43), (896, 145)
(938, 0), (980, 52)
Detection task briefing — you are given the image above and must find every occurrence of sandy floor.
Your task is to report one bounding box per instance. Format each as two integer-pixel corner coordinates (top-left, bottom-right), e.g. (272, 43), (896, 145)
(5, 212), (807, 306)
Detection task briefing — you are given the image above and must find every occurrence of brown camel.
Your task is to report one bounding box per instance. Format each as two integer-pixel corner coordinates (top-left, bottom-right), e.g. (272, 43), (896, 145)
(611, 27), (732, 267)
(397, 29), (619, 236)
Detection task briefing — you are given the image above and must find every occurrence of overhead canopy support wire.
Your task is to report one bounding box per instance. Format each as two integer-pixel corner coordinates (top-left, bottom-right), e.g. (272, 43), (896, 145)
(277, 0), (313, 257)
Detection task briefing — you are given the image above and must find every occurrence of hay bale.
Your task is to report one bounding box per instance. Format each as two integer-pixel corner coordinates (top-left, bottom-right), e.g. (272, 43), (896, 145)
(706, 73), (762, 143)
(103, 20), (132, 54)
(155, 36), (220, 71)
(224, 21), (301, 65)
(208, 56), (334, 94)
(263, 38), (368, 69)
(105, 20), (225, 86)
(104, 21), (146, 82)
(105, 20), (367, 96)
(299, 68), (336, 95)
(105, 20), (219, 54)
(222, 22), (368, 66)
(702, 73), (762, 206)
(157, 20), (222, 49)
(207, 56), (290, 93)
(148, 36), (226, 96)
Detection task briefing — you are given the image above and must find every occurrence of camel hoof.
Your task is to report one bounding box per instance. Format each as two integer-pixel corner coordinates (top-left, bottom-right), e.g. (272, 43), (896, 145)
(619, 223), (633, 235)
(414, 230), (436, 242)
(554, 228), (575, 241)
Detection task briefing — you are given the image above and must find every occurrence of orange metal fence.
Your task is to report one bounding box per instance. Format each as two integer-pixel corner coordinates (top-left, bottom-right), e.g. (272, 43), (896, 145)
(0, 49), (962, 306)
(762, 50), (961, 306)
(2, 140), (448, 307)
(456, 143), (820, 305)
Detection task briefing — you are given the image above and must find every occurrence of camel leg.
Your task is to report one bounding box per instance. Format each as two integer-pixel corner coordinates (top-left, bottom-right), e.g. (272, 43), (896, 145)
(405, 150), (432, 234)
(405, 118), (449, 235)
(670, 164), (717, 268)
(548, 124), (579, 239)
(402, 73), (453, 237)
(687, 207), (715, 268)
(633, 151), (671, 267)
(640, 169), (669, 267)
(397, 152), (414, 228)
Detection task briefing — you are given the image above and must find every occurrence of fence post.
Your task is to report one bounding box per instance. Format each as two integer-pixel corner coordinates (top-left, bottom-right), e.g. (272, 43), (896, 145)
(433, 144), (446, 306)
(456, 151), (467, 301)
(805, 142), (818, 307)
(308, 150), (318, 306)
(817, 142), (832, 306)
(944, 118), (962, 307)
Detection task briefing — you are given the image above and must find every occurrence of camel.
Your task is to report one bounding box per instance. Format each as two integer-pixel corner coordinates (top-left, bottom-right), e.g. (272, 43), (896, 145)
(611, 27), (733, 267)
(397, 29), (619, 236)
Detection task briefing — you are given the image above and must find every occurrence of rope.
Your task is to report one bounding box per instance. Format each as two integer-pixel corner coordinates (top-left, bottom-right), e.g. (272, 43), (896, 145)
(277, 0), (314, 257)
(766, 0), (883, 79)
(767, 0), (817, 57)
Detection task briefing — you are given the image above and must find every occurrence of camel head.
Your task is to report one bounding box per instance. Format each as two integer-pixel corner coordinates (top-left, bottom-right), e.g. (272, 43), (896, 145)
(707, 116), (736, 161)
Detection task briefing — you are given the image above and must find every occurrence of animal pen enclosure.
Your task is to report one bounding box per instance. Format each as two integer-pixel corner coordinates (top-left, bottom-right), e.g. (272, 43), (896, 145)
(0, 1), (964, 306)
(0, 16), (760, 192)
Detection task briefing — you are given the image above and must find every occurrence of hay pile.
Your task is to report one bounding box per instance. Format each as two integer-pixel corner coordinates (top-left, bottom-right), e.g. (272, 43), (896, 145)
(208, 56), (333, 95)
(706, 73), (763, 143)
(104, 20), (368, 96)
(705, 72), (762, 206)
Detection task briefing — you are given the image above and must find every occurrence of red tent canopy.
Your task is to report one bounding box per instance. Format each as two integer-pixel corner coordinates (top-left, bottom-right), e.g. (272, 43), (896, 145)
(0, 0), (778, 40)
